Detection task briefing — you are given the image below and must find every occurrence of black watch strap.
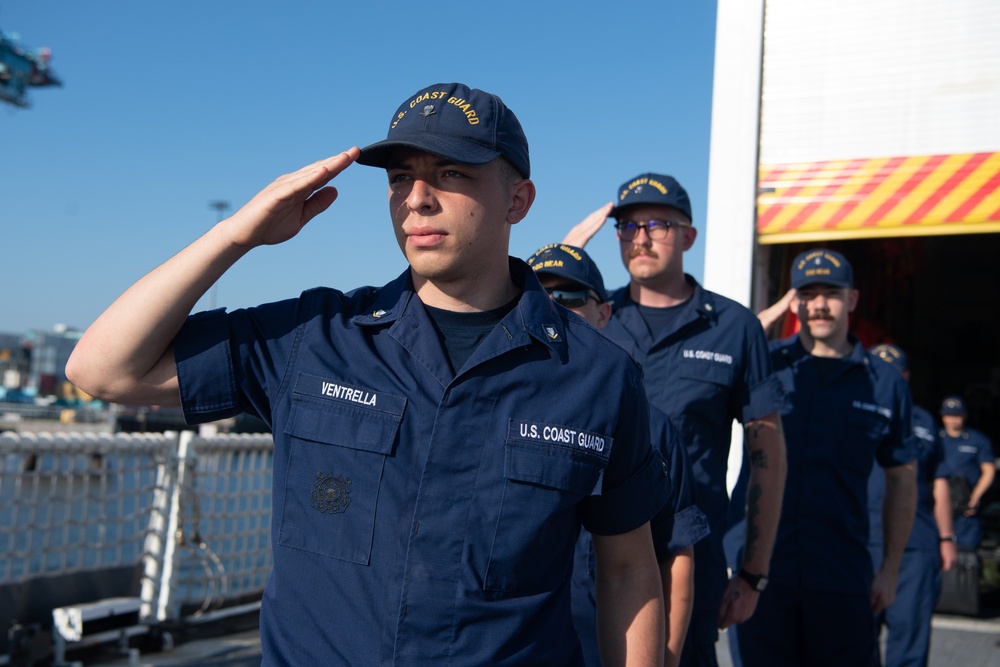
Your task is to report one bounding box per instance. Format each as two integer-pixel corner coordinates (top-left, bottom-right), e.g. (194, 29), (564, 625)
(738, 568), (768, 592)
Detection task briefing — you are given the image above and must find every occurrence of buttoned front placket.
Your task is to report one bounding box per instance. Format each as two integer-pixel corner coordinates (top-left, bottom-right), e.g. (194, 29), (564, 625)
(356, 287), (565, 665)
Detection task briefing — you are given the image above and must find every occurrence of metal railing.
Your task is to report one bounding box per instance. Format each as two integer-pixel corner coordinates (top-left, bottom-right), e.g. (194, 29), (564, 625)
(0, 429), (274, 662)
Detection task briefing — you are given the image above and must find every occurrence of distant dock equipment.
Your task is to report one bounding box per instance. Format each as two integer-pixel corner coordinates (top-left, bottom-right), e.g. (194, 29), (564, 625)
(0, 29), (61, 108)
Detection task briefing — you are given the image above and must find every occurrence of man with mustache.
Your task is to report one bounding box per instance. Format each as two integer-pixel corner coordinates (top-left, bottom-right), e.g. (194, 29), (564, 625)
(734, 249), (918, 666)
(563, 175), (787, 667)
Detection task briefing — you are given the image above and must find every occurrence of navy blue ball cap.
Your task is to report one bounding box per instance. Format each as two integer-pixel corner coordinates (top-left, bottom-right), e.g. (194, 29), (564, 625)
(357, 82), (530, 179)
(940, 395), (967, 416)
(610, 173), (692, 223)
(790, 249), (854, 289)
(870, 343), (908, 373)
(527, 244), (607, 303)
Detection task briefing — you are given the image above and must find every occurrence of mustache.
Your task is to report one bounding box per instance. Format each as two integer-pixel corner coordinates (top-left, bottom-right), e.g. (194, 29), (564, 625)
(629, 247), (659, 260)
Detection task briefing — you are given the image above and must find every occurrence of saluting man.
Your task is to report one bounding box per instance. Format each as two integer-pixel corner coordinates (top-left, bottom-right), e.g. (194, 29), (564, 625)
(736, 249), (918, 667)
(67, 83), (671, 666)
(563, 174), (787, 667)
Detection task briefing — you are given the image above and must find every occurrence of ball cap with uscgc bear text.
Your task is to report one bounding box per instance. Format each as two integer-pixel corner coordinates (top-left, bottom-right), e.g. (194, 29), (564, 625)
(357, 82), (530, 179)
(610, 173), (693, 223)
(870, 343), (908, 374)
(790, 249), (854, 290)
(527, 244), (608, 303)
(940, 396), (967, 416)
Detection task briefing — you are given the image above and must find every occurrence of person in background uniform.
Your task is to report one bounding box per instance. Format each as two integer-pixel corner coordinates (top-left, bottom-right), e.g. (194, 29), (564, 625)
(528, 243), (711, 667)
(66, 83), (672, 666)
(867, 343), (956, 667)
(563, 175), (787, 667)
(939, 396), (996, 551)
(736, 249), (917, 667)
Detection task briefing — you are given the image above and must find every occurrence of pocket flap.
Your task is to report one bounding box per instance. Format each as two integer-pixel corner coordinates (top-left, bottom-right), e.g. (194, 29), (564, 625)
(286, 378), (405, 455)
(677, 356), (736, 387)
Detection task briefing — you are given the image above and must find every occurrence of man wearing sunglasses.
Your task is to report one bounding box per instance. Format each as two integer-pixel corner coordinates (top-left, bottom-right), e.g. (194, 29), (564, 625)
(528, 243), (711, 667)
(563, 174), (787, 667)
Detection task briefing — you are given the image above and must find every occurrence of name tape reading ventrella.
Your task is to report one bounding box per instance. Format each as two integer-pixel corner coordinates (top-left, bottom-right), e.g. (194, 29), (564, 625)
(511, 419), (611, 453)
(296, 373), (407, 415)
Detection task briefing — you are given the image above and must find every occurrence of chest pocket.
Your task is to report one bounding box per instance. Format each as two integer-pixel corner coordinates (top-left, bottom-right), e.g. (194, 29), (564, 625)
(278, 389), (404, 565)
(842, 409), (890, 475)
(677, 356), (736, 389)
(485, 421), (609, 595)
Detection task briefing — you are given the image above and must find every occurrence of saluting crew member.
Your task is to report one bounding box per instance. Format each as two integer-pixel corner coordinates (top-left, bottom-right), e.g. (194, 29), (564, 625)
(563, 174), (787, 667)
(528, 243), (711, 667)
(867, 343), (956, 667)
(67, 83), (672, 666)
(736, 249), (918, 667)
(939, 396), (996, 551)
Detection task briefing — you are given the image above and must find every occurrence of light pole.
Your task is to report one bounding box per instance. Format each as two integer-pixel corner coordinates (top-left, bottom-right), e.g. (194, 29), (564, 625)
(207, 200), (230, 310)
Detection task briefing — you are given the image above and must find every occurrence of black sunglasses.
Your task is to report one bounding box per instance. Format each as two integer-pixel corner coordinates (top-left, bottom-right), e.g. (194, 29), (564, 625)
(545, 287), (600, 309)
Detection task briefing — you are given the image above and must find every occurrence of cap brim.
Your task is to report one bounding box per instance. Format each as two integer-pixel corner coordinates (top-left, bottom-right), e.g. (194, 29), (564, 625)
(357, 135), (501, 169)
(609, 201), (692, 223)
(792, 279), (853, 289)
(531, 266), (607, 303)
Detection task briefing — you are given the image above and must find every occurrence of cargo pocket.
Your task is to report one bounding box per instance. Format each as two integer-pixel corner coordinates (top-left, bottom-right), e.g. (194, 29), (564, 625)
(278, 389), (404, 565)
(485, 421), (609, 594)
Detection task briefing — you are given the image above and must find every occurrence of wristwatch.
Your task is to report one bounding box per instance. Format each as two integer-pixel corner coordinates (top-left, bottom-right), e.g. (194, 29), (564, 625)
(939, 535), (957, 543)
(738, 568), (768, 592)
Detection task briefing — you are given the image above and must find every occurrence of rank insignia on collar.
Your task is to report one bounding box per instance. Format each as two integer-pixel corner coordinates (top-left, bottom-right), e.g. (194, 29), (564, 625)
(372, 309), (387, 318)
(419, 105), (436, 117)
(545, 326), (559, 340)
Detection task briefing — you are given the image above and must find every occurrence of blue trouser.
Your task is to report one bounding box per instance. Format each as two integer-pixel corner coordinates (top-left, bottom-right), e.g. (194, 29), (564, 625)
(954, 515), (982, 551)
(678, 610), (720, 667)
(735, 584), (873, 667)
(869, 548), (941, 667)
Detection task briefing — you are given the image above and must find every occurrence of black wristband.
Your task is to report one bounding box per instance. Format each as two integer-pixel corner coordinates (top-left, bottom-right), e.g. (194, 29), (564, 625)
(738, 569), (768, 592)
(939, 535), (957, 543)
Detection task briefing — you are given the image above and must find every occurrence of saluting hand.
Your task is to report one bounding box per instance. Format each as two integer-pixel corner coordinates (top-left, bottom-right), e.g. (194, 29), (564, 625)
(223, 148), (361, 249)
(756, 289), (796, 336)
(562, 202), (614, 248)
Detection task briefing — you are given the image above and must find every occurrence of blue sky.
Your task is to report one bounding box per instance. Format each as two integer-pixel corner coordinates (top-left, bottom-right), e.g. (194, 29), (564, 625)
(1, 1), (716, 333)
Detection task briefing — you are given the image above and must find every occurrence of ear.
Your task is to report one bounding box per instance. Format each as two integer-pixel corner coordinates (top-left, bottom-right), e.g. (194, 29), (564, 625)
(506, 179), (536, 226)
(596, 302), (613, 329)
(847, 288), (860, 313)
(682, 225), (698, 251)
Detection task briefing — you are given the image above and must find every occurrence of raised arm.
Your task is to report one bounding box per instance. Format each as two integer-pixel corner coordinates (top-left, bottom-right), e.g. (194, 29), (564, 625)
(756, 289), (795, 336)
(594, 523), (665, 667)
(870, 461), (918, 613)
(66, 149), (360, 406)
(718, 412), (786, 628)
(562, 202), (614, 248)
